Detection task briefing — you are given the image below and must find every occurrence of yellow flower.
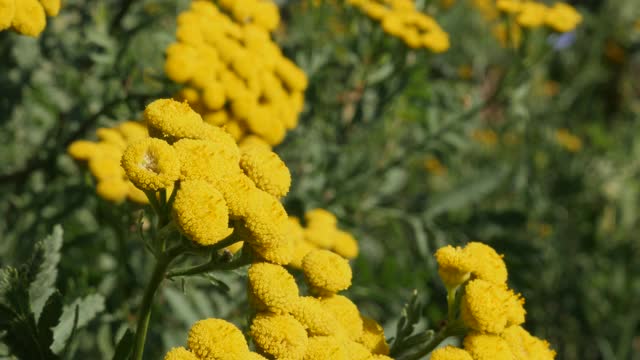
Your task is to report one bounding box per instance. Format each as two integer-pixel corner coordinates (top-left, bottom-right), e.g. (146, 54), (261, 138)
(165, 43), (200, 84)
(291, 296), (346, 337)
(0, 0), (16, 31)
(96, 178), (129, 203)
(357, 316), (389, 355)
(96, 128), (127, 149)
(430, 346), (474, 360)
(239, 135), (272, 152)
(463, 333), (516, 360)
(121, 138), (181, 191)
(290, 240), (317, 269)
(68, 140), (99, 161)
(370, 355), (394, 360)
(320, 295), (363, 341)
(188, 318), (250, 359)
(332, 230), (359, 259)
(11, 0), (46, 37)
(275, 57), (309, 92)
(545, 3), (581, 33)
(496, 0), (523, 14)
(39, 0), (61, 16)
(506, 292), (526, 326)
(250, 313), (308, 360)
(304, 336), (348, 360)
(164, 347), (199, 360)
(202, 82), (227, 110)
(303, 250), (352, 294)
(251, 239), (294, 265)
(248, 262), (299, 313)
(247, 353), (268, 360)
(117, 121), (148, 142)
(516, 2), (547, 28)
(173, 139), (242, 184)
(555, 129), (582, 152)
(460, 279), (511, 334)
(144, 99), (206, 142)
(89, 156), (125, 181)
(240, 145), (291, 198)
(434, 245), (472, 288)
(422, 29), (450, 53)
(172, 180), (233, 246)
(251, 2), (280, 32)
(341, 339), (372, 360)
(127, 182), (149, 204)
(215, 174), (257, 218)
(463, 242), (508, 285)
(502, 325), (556, 360)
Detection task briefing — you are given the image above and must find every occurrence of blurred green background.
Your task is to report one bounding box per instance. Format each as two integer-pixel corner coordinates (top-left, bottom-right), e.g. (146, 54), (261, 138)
(1, 0), (639, 359)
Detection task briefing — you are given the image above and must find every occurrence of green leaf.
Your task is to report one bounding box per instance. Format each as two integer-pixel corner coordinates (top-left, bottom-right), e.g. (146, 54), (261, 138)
(50, 294), (105, 354)
(111, 329), (134, 360)
(29, 225), (63, 322)
(425, 167), (509, 219)
(36, 292), (64, 352)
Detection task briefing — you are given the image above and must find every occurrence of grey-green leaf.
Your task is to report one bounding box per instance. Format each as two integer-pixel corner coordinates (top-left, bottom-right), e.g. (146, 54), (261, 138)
(29, 225), (64, 322)
(50, 294), (105, 354)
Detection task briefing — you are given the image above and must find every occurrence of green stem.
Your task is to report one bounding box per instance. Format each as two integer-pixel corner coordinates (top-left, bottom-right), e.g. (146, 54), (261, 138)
(401, 320), (467, 360)
(167, 252), (252, 279)
(131, 246), (182, 360)
(446, 286), (457, 323)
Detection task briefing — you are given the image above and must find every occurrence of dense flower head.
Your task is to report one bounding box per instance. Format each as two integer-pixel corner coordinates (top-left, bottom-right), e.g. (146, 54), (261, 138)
(164, 347), (199, 360)
(434, 245), (473, 288)
(502, 325), (556, 360)
(121, 138), (181, 191)
(304, 336), (348, 360)
(250, 313), (308, 360)
(248, 262), (299, 313)
(144, 99), (208, 143)
(357, 316), (389, 355)
(240, 144), (291, 198)
(165, 0), (307, 146)
(341, 339), (372, 360)
(187, 318), (250, 359)
(1, 0), (61, 37)
(68, 121), (152, 204)
(172, 180), (234, 246)
(430, 346), (474, 360)
(290, 296), (346, 337)
(462, 242), (508, 285)
(320, 295), (363, 341)
(545, 3), (582, 32)
(302, 249), (352, 294)
(173, 138), (242, 183)
(516, 2), (548, 28)
(460, 279), (513, 334)
(463, 333), (516, 360)
(348, 0), (450, 52)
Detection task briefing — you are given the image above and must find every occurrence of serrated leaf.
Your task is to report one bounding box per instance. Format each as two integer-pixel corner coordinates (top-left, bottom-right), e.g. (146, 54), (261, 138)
(50, 294), (105, 354)
(29, 225), (63, 322)
(112, 329), (134, 360)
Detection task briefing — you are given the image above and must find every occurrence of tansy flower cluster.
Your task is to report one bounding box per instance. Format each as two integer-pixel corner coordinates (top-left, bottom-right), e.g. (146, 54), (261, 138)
(165, 250), (392, 360)
(431, 242), (556, 360)
(165, 0), (307, 147)
(67, 121), (150, 204)
(346, 0), (450, 52)
(497, 1), (582, 33)
(0, 0), (61, 37)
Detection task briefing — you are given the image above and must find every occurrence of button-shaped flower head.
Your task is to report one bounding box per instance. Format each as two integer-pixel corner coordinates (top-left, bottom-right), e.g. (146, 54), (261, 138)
(435, 245), (473, 289)
(248, 262), (299, 313)
(332, 230), (359, 259)
(121, 138), (180, 191)
(290, 297), (346, 338)
(430, 346), (473, 360)
(463, 333), (516, 360)
(320, 295), (363, 341)
(164, 347), (199, 360)
(187, 318), (250, 360)
(172, 180), (233, 246)
(250, 313), (308, 360)
(302, 250), (352, 294)
(240, 145), (291, 198)
(463, 242), (508, 285)
(173, 139), (242, 184)
(10, 0), (46, 36)
(304, 336), (348, 360)
(144, 99), (206, 143)
(460, 279), (512, 334)
(545, 3), (582, 33)
(357, 316), (389, 355)
(502, 325), (556, 360)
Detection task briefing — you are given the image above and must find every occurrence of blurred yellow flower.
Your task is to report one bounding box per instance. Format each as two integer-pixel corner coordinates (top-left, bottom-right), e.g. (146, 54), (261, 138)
(555, 128), (582, 152)
(545, 3), (582, 33)
(2, 0), (61, 37)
